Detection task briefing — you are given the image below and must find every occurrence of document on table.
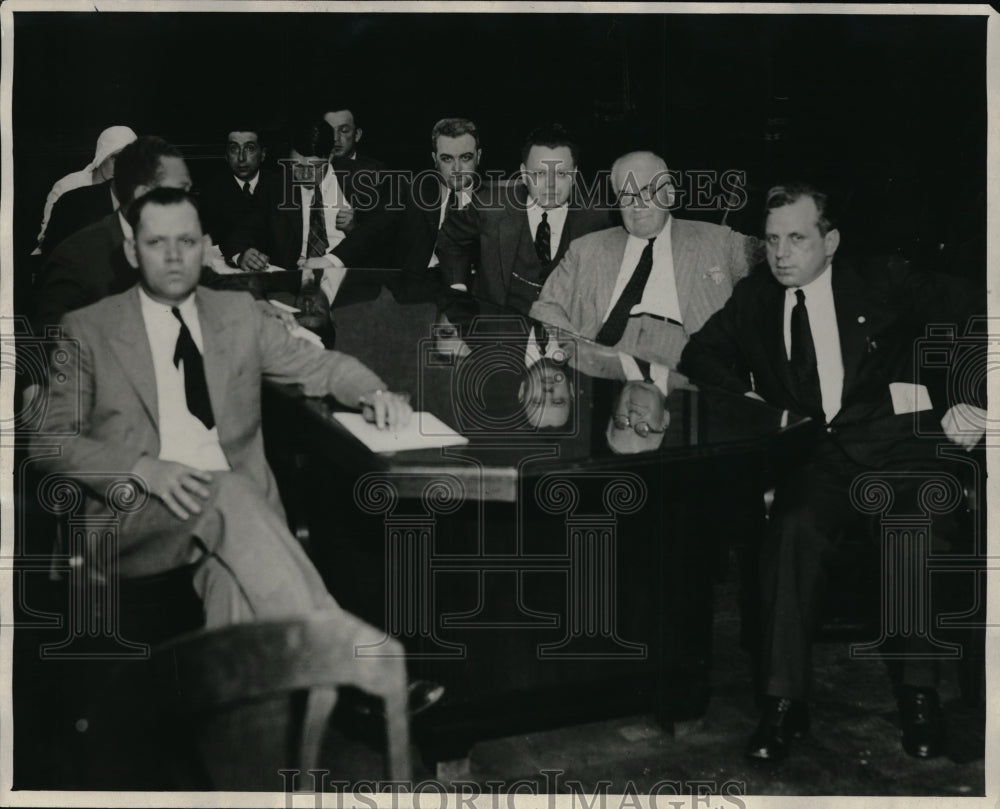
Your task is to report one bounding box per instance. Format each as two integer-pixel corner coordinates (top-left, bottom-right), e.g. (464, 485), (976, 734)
(332, 412), (469, 453)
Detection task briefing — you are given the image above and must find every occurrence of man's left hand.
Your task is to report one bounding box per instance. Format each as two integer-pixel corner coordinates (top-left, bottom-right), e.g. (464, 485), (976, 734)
(336, 207), (356, 233)
(360, 390), (413, 431)
(942, 403), (987, 451)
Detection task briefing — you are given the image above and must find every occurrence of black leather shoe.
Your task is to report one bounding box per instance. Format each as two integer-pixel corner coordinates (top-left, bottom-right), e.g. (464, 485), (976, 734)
(897, 687), (946, 759)
(407, 679), (445, 717)
(353, 679), (445, 720)
(745, 696), (810, 762)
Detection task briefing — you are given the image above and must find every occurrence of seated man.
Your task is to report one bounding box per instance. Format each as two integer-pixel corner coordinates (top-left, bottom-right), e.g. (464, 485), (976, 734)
(34, 135), (193, 333)
(436, 123), (611, 313)
(531, 150), (761, 380)
(35, 125), (137, 256)
(322, 102), (386, 169)
(394, 117), (482, 277)
(230, 117), (391, 303)
(679, 182), (985, 762)
(32, 187), (412, 628)
(199, 125), (280, 253)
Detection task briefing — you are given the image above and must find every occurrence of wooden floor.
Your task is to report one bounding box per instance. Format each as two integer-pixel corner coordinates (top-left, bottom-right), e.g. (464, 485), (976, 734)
(11, 554), (986, 796)
(325, 568), (987, 797)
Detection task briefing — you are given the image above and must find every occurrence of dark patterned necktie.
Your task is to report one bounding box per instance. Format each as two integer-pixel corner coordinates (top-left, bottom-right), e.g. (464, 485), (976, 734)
(306, 179), (329, 259)
(171, 307), (215, 430)
(595, 237), (656, 346)
(242, 181), (252, 198)
(534, 211), (551, 264)
(789, 289), (824, 419)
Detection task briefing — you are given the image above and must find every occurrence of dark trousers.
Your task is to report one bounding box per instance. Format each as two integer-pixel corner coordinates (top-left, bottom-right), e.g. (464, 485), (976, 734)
(760, 426), (950, 700)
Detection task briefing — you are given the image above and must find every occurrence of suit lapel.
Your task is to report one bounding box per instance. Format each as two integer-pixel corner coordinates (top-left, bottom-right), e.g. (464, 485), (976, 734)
(594, 228), (630, 323)
(831, 262), (870, 403)
(108, 288), (159, 428)
(425, 178), (444, 236)
(556, 206), (579, 260)
(671, 217), (700, 326)
(195, 290), (236, 435)
(498, 185), (527, 290)
(762, 281), (799, 405)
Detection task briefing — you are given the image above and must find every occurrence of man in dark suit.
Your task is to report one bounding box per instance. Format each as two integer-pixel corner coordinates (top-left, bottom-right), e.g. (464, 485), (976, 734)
(393, 117), (482, 277)
(199, 126), (281, 254)
(32, 187), (411, 627)
(436, 123), (611, 315)
(40, 179), (119, 258)
(679, 183), (985, 762)
(33, 135), (192, 333)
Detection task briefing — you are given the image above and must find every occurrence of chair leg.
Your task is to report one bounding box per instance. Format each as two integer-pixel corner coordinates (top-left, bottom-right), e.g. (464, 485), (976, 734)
(383, 689), (412, 780)
(299, 687), (338, 774)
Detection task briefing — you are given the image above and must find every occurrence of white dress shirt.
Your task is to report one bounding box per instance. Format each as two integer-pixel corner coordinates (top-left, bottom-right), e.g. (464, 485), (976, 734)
(298, 166), (348, 260)
(233, 172), (260, 194)
(299, 165), (350, 302)
(429, 186), (471, 268)
(782, 263), (843, 423)
(603, 219), (682, 324)
(138, 288), (231, 471)
(526, 201), (569, 261)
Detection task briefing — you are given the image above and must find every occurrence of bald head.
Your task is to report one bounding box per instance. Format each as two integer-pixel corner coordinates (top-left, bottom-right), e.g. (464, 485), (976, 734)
(612, 151), (674, 239)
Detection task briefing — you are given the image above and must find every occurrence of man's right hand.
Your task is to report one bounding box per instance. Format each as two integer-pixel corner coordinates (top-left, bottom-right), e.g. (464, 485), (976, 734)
(132, 456), (213, 520)
(238, 248), (269, 272)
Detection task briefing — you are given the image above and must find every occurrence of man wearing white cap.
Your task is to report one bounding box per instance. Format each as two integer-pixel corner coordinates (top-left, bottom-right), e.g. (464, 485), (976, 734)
(35, 125), (137, 255)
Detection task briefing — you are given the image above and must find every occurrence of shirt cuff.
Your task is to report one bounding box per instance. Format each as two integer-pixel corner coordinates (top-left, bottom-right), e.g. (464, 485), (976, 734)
(450, 283), (468, 292)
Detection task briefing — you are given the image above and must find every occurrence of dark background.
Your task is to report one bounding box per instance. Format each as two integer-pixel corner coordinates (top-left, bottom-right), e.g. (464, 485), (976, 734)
(11, 10), (988, 309)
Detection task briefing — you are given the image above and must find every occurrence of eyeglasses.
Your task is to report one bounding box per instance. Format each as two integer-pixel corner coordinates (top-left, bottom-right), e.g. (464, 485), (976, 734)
(612, 413), (666, 437)
(616, 179), (671, 208)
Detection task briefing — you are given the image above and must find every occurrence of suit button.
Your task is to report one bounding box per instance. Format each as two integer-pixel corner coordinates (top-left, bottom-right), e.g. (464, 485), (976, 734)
(826, 426), (834, 434)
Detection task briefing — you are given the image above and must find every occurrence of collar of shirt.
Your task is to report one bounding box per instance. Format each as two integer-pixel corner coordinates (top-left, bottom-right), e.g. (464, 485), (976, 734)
(618, 352), (670, 396)
(137, 285), (204, 352)
(438, 185), (471, 229)
(782, 262), (843, 422)
(233, 172), (260, 194)
(526, 201), (569, 248)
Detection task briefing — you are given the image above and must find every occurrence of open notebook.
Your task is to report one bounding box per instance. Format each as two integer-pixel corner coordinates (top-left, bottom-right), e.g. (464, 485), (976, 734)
(332, 412), (469, 453)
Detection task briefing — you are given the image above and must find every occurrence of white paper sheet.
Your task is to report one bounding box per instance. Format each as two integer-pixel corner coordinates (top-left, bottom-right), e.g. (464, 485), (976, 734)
(332, 412), (469, 453)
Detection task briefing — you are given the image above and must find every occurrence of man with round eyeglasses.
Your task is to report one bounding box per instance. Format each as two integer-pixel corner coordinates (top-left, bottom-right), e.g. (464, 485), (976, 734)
(531, 150), (761, 385)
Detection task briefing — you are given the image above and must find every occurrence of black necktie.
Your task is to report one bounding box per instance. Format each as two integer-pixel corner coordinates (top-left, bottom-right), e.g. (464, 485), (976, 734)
(171, 308), (215, 430)
(789, 289), (824, 420)
(242, 181), (252, 198)
(535, 211), (551, 264)
(450, 190), (463, 211)
(595, 238), (656, 346)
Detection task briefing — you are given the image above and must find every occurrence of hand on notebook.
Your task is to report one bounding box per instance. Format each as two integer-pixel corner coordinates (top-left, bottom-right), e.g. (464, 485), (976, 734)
(359, 390), (413, 431)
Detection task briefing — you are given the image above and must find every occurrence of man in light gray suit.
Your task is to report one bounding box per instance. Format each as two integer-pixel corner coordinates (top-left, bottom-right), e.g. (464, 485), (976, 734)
(33, 187), (411, 628)
(531, 151), (761, 386)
